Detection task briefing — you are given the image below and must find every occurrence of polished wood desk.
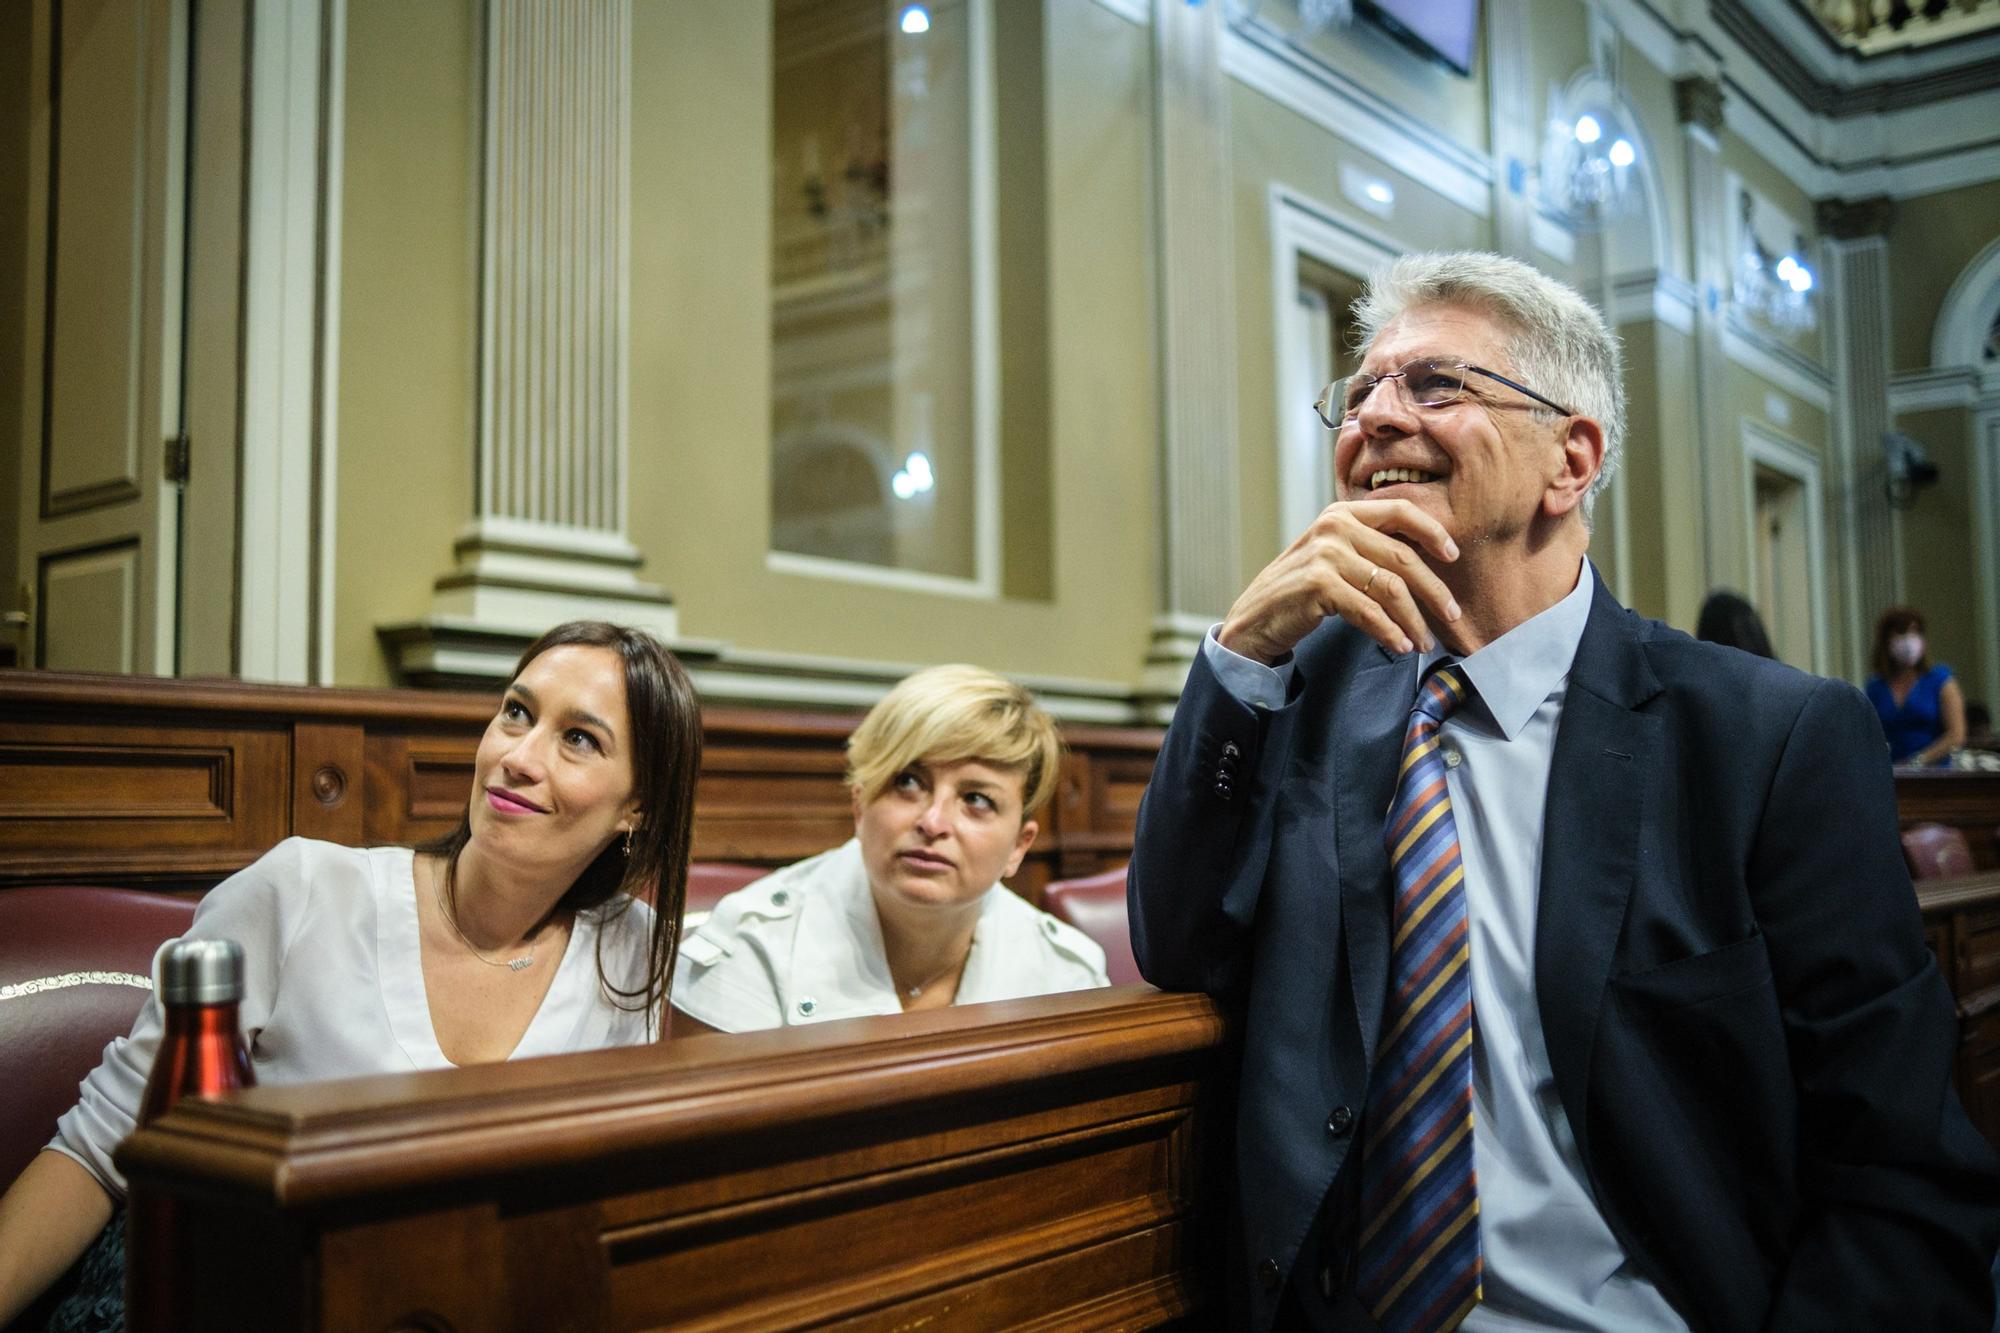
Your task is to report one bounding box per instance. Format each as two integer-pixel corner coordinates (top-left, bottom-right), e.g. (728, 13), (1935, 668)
(117, 988), (1228, 1331)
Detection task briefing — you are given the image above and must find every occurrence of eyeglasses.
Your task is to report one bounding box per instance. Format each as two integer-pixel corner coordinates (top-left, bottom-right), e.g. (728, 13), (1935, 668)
(1314, 358), (1575, 430)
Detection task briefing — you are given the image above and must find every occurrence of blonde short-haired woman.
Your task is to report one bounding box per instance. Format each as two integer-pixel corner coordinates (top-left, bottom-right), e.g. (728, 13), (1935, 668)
(672, 665), (1108, 1033)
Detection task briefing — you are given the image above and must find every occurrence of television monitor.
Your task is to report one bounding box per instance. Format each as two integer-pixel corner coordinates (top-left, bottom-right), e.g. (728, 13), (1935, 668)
(1358, 0), (1481, 77)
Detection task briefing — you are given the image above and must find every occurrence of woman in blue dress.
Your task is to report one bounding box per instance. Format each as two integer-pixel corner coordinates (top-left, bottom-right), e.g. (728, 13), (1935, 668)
(1865, 606), (1967, 765)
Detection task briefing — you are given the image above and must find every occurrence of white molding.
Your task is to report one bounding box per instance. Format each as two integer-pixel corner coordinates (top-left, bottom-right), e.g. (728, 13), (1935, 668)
(1741, 419), (1832, 676)
(1219, 17), (1493, 218)
(1932, 234), (2000, 369)
(1596, 0), (2000, 203)
(1610, 270), (1698, 334)
(1721, 315), (1834, 411)
(1732, 0), (2000, 89)
(1267, 184), (1400, 545)
(1974, 410), (2000, 716)
(380, 618), (1145, 722)
(1085, 0), (1148, 25)
(969, 0), (1001, 597)
(765, 550), (997, 600)
(1529, 210), (1576, 265)
(315, 0), (344, 686)
(1888, 366), (1987, 416)
(238, 0), (324, 685)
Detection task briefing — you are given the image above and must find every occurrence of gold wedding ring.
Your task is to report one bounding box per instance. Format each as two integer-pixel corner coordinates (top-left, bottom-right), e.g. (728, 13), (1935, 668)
(1363, 566), (1382, 595)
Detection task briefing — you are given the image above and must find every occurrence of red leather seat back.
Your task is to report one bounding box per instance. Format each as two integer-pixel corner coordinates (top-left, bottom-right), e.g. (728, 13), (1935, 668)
(0, 887), (197, 1188)
(1902, 823), (1975, 880)
(1042, 865), (1141, 986)
(683, 862), (767, 920)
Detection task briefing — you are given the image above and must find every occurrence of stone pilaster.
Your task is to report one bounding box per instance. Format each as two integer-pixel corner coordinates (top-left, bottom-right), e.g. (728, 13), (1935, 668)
(383, 0), (674, 682)
(1821, 197), (1898, 680)
(1675, 75), (1744, 593)
(1140, 0), (1240, 715)
(1484, 0), (1537, 261)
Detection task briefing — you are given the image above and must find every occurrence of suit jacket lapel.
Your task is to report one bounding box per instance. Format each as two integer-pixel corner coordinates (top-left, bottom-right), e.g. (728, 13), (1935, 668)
(1535, 576), (1663, 1168)
(1336, 648), (1419, 1073)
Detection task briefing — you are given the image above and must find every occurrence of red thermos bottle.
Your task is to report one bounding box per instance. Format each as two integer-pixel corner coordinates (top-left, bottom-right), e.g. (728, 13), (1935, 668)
(126, 938), (259, 1326)
(137, 937), (256, 1123)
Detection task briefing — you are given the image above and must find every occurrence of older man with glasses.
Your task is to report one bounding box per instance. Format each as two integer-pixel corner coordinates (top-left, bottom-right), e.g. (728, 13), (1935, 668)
(1130, 251), (2000, 1333)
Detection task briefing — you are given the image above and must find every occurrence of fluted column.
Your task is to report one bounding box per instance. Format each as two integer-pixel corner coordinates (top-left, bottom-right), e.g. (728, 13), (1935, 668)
(1141, 0), (1239, 713)
(1820, 196), (1898, 680)
(1675, 75), (1743, 592)
(385, 0), (673, 682)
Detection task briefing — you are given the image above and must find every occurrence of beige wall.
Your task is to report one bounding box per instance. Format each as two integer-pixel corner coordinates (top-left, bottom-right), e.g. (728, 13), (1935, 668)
(0, 0), (27, 659)
(1896, 405), (1984, 695)
(627, 0), (1156, 683)
(11, 0), (1981, 703)
(1886, 178), (2000, 373)
(333, 0), (480, 685)
(1227, 76), (1488, 583)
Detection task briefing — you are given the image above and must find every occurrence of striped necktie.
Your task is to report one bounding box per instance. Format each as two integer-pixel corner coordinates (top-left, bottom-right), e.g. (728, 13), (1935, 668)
(1354, 662), (1481, 1333)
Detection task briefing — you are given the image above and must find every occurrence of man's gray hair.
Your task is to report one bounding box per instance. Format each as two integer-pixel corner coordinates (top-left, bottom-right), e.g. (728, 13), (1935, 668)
(1350, 251), (1625, 516)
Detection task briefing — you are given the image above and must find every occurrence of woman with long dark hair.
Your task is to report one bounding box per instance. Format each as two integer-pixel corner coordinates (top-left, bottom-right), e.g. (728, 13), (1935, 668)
(0, 621), (701, 1328)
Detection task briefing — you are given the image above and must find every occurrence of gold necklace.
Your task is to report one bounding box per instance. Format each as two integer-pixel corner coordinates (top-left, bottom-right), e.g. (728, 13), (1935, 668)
(433, 869), (536, 972)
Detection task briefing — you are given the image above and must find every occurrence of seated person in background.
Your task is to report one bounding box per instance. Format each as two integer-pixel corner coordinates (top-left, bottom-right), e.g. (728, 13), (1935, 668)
(1866, 605), (1967, 765)
(1965, 700), (1995, 751)
(673, 665), (1107, 1033)
(0, 620), (702, 1328)
(1695, 588), (1774, 659)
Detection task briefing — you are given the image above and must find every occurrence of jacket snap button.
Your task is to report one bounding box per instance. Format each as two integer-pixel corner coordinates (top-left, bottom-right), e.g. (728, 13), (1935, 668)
(1326, 1105), (1354, 1136)
(1256, 1257), (1282, 1290)
(797, 997), (816, 1016)
(770, 888), (791, 907)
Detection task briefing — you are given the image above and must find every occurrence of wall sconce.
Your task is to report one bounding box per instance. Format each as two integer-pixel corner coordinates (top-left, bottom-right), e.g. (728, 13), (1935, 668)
(1884, 431), (1940, 509)
(1539, 103), (1640, 229)
(1732, 188), (1818, 335)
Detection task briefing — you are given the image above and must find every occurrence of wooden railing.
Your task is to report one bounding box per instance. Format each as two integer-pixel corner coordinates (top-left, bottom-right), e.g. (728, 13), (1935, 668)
(117, 987), (1230, 1331)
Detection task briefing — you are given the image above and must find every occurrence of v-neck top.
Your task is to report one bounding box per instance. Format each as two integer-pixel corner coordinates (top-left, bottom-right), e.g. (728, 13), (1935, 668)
(51, 837), (656, 1198)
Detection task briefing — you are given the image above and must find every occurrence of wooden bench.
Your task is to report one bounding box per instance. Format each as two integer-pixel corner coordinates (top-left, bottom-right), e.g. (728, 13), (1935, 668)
(118, 987), (1229, 1331)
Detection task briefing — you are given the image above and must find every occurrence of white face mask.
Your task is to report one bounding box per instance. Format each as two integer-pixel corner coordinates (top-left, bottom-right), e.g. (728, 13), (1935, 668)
(1890, 633), (1926, 667)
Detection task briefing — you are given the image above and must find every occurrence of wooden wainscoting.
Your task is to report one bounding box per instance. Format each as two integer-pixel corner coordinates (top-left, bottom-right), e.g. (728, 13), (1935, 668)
(1899, 769), (2000, 872)
(0, 670), (1162, 902)
(118, 988), (1230, 1331)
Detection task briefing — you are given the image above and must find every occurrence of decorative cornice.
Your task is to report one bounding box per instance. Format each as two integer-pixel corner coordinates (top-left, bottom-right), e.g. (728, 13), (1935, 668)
(1721, 314), (1835, 411)
(1712, 0), (2000, 118)
(1674, 75), (1727, 134)
(1815, 195), (1896, 241)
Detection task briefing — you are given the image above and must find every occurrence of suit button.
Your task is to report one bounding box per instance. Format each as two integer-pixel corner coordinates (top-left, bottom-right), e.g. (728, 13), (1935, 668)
(1222, 742), (1241, 760)
(1326, 1105), (1354, 1136)
(1214, 779), (1235, 801)
(1256, 1257), (1281, 1290)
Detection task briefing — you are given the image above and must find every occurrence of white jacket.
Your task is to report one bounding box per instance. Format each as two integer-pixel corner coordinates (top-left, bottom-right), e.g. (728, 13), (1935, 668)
(671, 839), (1108, 1032)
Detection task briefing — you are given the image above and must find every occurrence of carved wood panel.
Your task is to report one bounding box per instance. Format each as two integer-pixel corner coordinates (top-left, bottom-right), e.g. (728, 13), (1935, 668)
(0, 672), (1163, 900)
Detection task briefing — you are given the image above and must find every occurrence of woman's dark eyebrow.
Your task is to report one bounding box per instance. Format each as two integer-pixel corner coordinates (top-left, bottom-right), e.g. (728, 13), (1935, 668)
(506, 684), (615, 742)
(564, 709), (616, 739)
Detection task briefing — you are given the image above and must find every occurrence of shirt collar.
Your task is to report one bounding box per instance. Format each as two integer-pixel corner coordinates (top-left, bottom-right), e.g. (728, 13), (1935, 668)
(1417, 557), (1593, 741)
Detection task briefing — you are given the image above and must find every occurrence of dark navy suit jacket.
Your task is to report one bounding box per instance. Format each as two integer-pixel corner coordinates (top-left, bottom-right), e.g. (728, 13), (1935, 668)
(1129, 573), (2000, 1332)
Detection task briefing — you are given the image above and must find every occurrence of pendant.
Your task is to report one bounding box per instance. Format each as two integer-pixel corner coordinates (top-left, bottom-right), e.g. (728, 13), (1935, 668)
(508, 956), (534, 972)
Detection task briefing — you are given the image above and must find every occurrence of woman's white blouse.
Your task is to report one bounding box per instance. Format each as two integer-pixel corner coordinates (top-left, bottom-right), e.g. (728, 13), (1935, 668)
(671, 839), (1109, 1033)
(49, 837), (657, 1198)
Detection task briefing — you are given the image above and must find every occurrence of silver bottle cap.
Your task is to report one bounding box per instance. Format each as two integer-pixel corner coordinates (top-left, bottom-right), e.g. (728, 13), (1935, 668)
(158, 938), (245, 1005)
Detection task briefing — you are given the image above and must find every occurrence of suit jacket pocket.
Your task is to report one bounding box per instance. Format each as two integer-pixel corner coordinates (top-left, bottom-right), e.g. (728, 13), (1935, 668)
(1613, 931), (1773, 1012)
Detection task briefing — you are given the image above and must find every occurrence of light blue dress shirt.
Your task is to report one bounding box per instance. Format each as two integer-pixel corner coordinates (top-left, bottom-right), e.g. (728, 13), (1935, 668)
(1203, 561), (1687, 1330)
